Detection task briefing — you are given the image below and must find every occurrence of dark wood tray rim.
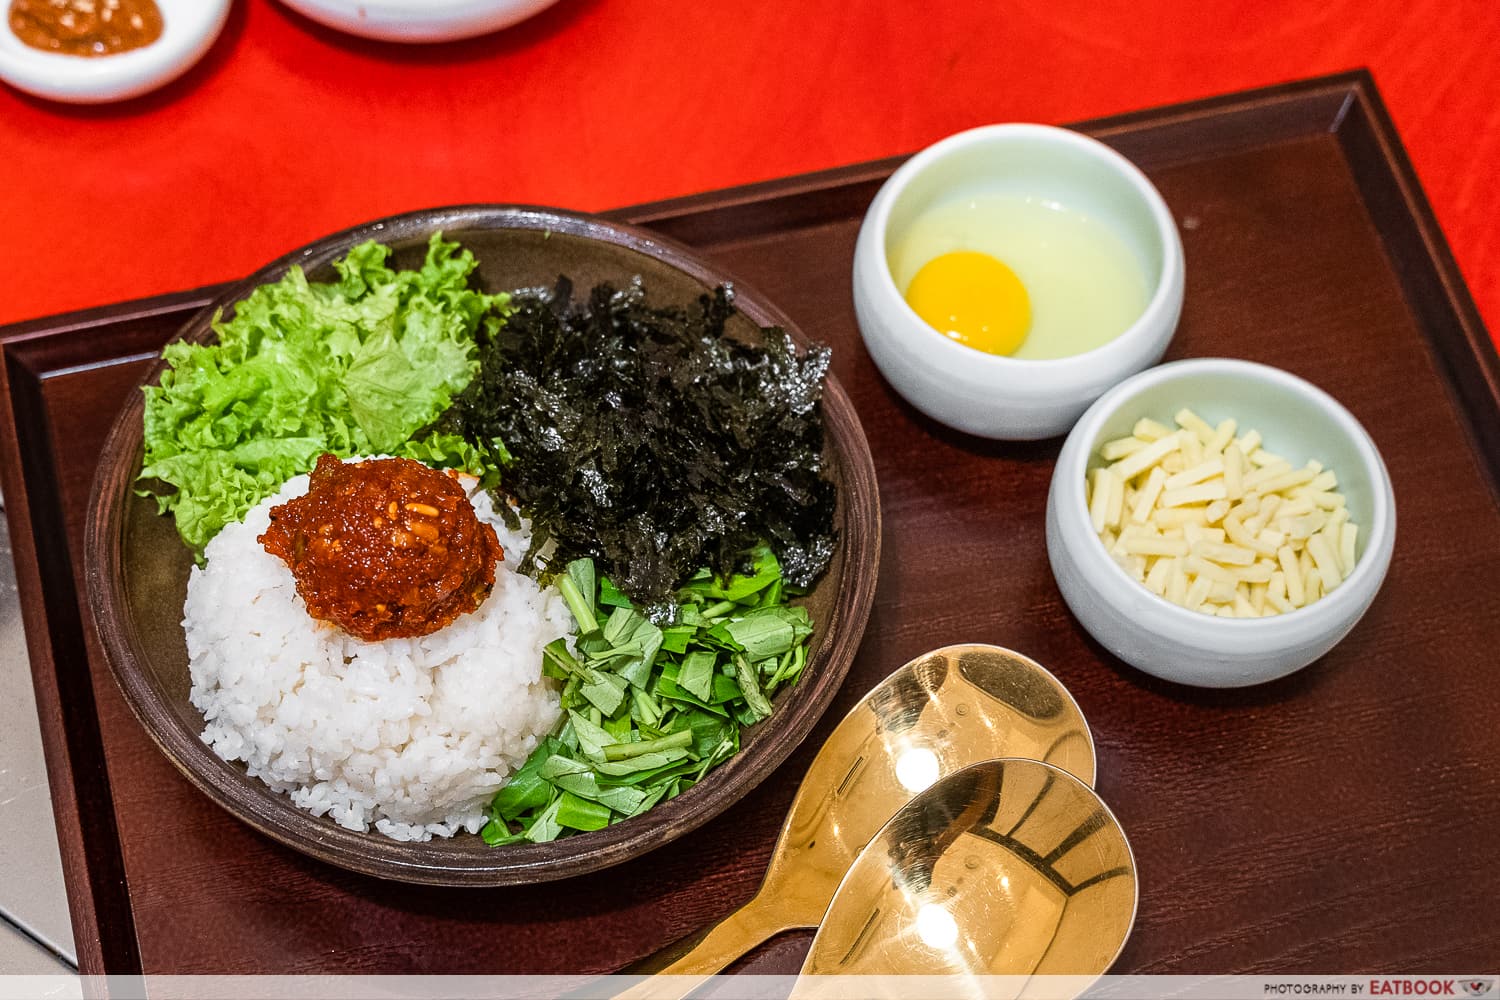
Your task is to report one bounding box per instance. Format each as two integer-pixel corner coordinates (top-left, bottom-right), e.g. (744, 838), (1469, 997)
(1, 69), (1496, 976)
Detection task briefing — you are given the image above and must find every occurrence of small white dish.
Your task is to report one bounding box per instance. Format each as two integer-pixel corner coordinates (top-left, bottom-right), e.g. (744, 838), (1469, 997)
(1046, 358), (1396, 688)
(852, 123), (1185, 440)
(277, 0), (560, 43)
(0, 0), (230, 104)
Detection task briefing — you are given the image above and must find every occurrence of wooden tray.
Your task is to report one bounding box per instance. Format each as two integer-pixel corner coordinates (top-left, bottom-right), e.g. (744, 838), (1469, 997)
(2, 70), (1497, 978)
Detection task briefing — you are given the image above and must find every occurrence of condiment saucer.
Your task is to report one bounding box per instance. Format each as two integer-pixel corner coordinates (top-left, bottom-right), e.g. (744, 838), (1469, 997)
(0, 0), (230, 104)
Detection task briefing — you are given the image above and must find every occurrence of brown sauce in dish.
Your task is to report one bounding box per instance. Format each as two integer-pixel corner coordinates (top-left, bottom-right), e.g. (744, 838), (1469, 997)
(8, 0), (163, 58)
(259, 454), (504, 642)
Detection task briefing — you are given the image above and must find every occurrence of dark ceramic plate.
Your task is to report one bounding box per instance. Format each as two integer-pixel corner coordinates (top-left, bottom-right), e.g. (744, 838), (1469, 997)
(84, 205), (880, 886)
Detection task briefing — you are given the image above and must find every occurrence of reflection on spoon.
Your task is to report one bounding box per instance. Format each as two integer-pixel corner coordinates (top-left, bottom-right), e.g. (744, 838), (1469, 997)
(793, 758), (1136, 999)
(622, 645), (1096, 994)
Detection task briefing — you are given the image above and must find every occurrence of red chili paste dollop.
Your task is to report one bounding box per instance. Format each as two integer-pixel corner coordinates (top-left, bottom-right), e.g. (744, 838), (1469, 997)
(259, 454), (503, 642)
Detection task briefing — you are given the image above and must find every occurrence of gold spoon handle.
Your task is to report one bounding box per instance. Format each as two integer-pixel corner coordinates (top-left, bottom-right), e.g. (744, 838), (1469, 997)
(616, 887), (789, 997)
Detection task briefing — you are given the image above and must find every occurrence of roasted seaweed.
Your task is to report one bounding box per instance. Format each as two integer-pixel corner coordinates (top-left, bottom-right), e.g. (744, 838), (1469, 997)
(439, 278), (837, 608)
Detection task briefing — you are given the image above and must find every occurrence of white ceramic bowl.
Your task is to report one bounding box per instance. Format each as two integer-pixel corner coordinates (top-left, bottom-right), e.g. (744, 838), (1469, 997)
(852, 123), (1184, 440)
(0, 0), (230, 104)
(277, 0), (560, 43)
(1046, 358), (1396, 687)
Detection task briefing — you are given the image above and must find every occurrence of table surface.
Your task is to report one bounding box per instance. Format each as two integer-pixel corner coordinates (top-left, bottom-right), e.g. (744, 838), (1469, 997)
(0, 0), (1497, 350)
(0, 506), (74, 974)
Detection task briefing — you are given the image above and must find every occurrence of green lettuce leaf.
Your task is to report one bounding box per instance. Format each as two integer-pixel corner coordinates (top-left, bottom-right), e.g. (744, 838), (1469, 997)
(139, 233), (508, 554)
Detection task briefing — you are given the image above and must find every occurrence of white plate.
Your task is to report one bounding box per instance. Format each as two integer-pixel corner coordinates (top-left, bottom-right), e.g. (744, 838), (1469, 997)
(0, 0), (230, 104)
(277, 0), (561, 43)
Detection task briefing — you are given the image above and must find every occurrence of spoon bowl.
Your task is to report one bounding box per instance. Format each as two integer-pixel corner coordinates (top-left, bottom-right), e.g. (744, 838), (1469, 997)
(796, 758), (1136, 994)
(627, 645), (1095, 985)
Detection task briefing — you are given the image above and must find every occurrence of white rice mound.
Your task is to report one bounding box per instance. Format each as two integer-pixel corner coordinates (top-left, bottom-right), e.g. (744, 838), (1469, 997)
(184, 467), (572, 842)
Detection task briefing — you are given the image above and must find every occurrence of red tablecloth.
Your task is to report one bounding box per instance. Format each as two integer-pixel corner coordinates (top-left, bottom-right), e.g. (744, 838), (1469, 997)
(1, 0), (1495, 348)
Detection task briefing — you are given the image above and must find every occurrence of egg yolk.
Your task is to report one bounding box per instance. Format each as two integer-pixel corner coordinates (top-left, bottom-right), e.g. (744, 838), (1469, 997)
(904, 251), (1031, 355)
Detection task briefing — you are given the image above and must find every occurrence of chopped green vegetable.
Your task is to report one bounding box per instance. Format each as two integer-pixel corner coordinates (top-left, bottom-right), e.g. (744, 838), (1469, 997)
(523, 798), (564, 843)
(561, 559), (600, 635)
(677, 650), (717, 702)
(578, 669), (628, 717)
(489, 737), (559, 819)
(139, 234), (507, 554)
(603, 730), (692, 761)
(724, 608), (802, 660)
(555, 792), (612, 832)
(481, 548), (812, 844)
(733, 653), (774, 722)
(599, 576), (633, 609)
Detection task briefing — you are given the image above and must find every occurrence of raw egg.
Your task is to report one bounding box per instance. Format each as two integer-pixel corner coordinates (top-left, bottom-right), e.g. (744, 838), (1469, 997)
(904, 250), (1030, 355)
(892, 193), (1150, 360)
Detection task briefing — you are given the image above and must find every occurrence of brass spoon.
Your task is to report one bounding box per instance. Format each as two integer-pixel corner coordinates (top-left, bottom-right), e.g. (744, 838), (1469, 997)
(792, 758), (1137, 997)
(624, 644), (1096, 991)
